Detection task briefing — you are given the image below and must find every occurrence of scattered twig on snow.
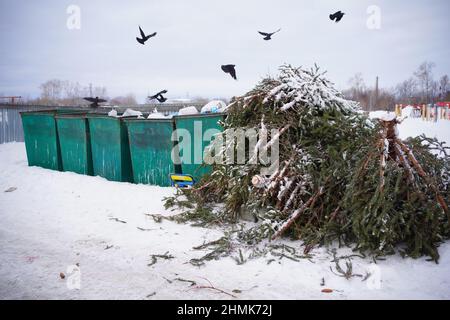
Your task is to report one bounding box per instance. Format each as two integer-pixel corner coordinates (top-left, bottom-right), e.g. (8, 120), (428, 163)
(174, 278), (197, 287)
(329, 249), (364, 280)
(136, 227), (155, 231)
(148, 251), (174, 266)
(268, 243), (313, 262)
(190, 236), (233, 266)
(109, 217), (127, 224)
(163, 277), (173, 284)
(187, 277), (237, 298)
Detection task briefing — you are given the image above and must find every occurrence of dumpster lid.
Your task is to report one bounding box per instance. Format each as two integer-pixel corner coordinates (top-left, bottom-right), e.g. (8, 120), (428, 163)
(173, 112), (226, 119)
(20, 109), (88, 116)
(55, 110), (107, 118)
(122, 117), (173, 123)
(55, 114), (89, 119)
(86, 113), (141, 119)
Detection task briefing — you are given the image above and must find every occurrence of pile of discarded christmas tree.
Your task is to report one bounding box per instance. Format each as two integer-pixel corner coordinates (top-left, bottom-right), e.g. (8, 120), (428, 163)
(166, 64), (449, 261)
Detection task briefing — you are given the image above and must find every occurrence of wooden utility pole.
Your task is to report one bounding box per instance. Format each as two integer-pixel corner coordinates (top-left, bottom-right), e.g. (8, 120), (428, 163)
(374, 76), (379, 110)
(368, 76), (379, 112)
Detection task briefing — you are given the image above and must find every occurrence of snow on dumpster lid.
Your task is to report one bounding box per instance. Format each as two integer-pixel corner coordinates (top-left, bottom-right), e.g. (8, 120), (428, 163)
(178, 106), (199, 115)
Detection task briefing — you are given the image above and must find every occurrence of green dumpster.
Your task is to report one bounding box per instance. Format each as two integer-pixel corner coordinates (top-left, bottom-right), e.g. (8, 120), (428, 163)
(173, 113), (225, 181)
(55, 113), (93, 175)
(20, 109), (84, 171)
(124, 118), (178, 187)
(87, 114), (133, 183)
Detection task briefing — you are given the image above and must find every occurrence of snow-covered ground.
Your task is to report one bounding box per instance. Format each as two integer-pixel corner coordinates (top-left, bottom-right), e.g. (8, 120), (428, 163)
(0, 117), (449, 300)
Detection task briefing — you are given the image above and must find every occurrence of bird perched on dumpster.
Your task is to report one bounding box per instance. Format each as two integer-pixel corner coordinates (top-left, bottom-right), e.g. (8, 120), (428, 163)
(258, 28), (281, 40)
(83, 97), (107, 108)
(221, 64), (237, 80)
(329, 11), (345, 22)
(148, 90), (168, 103)
(136, 26), (157, 45)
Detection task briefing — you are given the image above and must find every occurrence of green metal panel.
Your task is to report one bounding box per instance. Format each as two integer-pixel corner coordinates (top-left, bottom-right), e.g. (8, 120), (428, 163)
(56, 114), (93, 175)
(87, 115), (133, 182)
(20, 111), (62, 170)
(174, 114), (224, 181)
(124, 119), (176, 187)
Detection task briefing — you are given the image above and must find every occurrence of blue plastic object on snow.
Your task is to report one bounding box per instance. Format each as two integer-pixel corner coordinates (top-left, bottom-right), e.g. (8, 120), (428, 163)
(170, 173), (195, 188)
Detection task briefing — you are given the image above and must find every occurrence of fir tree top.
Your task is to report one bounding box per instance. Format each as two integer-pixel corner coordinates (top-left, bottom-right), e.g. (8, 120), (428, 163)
(228, 64), (359, 115)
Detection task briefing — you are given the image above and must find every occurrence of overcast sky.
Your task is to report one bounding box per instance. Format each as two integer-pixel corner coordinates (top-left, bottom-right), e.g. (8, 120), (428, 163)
(0, 0), (449, 102)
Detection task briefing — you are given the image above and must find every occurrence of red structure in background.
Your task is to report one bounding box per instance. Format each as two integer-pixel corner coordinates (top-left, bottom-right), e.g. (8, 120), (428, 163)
(436, 101), (450, 108)
(395, 102), (450, 120)
(0, 96), (22, 104)
(397, 102), (450, 109)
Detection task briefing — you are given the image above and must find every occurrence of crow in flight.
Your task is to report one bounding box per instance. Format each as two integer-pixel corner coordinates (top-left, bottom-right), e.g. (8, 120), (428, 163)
(136, 26), (157, 45)
(258, 28), (281, 40)
(148, 90), (168, 103)
(329, 11), (345, 22)
(221, 65), (237, 80)
(83, 97), (107, 108)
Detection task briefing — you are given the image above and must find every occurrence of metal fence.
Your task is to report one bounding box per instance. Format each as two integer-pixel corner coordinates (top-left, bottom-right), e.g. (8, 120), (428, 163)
(0, 103), (204, 144)
(0, 105), (44, 144)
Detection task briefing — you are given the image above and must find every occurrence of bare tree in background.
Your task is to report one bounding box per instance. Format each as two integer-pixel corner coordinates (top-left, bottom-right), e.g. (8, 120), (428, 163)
(39, 79), (64, 104)
(35, 79), (108, 105)
(348, 73), (366, 96)
(91, 86), (107, 99)
(62, 81), (84, 105)
(343, 73), (370, 110)
(344, 73), (395, 111)
(345, 62), (448, 111)
(395, 77), (417, 105)
(414, 61), (437, 103)
(439, 75), (449, 100)
(376, 89), (396, 111)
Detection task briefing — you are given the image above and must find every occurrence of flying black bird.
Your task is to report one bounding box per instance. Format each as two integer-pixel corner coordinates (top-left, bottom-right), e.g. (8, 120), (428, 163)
(221, 64), (237, 80)
(148, 90), (168, 103)
(258, 28), (281, 40)
(136, 26), (157, 45)
(329, 11), (345, 22)
(83, 97), (107, 108)
(155, 96), (167, 103)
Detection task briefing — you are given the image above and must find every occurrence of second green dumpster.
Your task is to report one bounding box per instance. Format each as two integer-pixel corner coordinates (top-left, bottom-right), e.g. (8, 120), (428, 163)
(87, 114), (133, 183)
(55, 113), (93, 175)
